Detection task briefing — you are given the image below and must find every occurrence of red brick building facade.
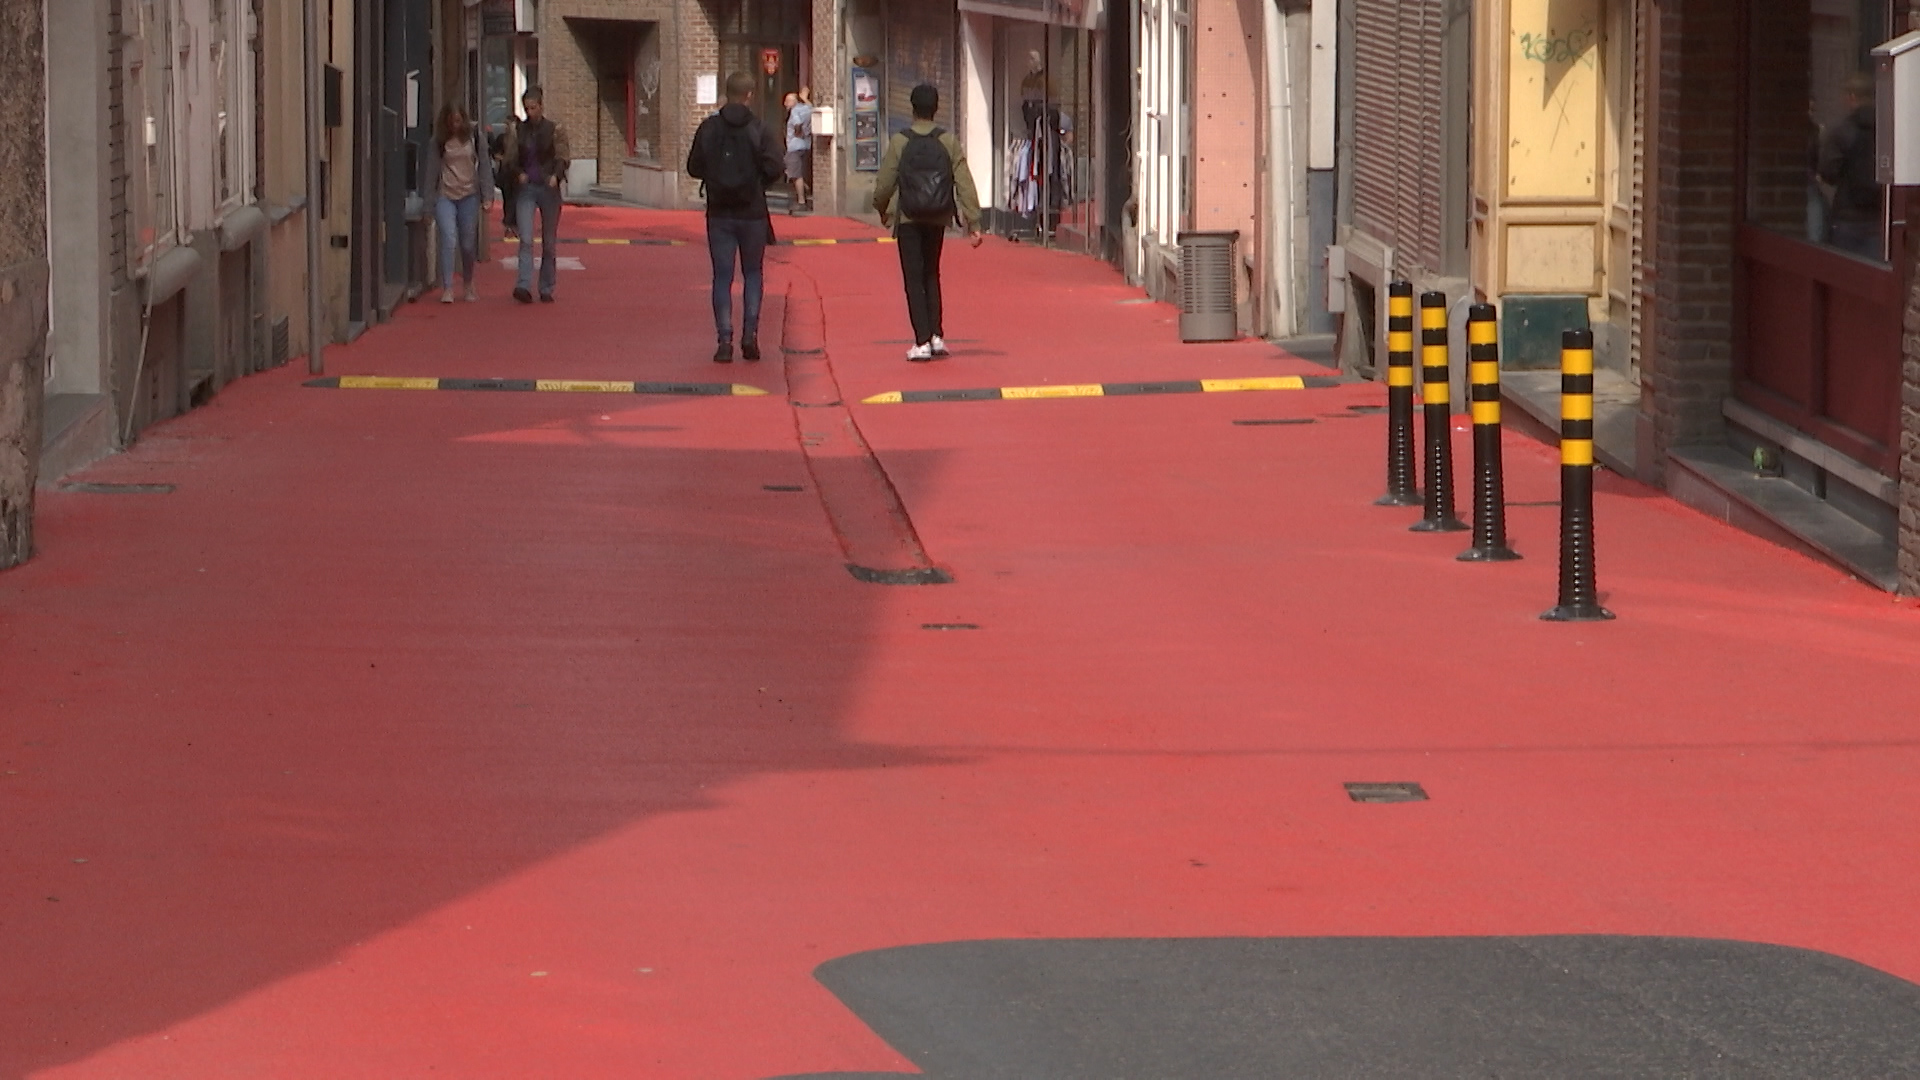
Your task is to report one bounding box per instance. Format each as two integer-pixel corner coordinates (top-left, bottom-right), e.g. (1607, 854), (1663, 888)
(1647, 0), (1920, 594)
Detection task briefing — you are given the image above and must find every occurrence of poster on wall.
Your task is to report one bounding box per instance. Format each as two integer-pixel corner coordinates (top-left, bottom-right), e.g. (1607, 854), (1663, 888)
(852, 67), (881, 172)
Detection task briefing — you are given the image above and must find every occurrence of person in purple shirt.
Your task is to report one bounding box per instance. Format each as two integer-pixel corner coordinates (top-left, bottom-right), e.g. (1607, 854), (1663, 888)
(499, 87), (572, 303)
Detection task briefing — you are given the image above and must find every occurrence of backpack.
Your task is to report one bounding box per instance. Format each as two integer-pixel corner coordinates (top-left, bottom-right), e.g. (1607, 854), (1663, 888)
(896, 127), (956, 225)
(703, 118), (765, 211)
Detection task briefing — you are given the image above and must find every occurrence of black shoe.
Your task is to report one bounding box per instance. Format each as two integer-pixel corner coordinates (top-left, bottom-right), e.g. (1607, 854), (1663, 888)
(741, 338), (761, 361)
(513, 287), (533, 304)
(539, 293), (554, 303)
(713, 342), (734, 363)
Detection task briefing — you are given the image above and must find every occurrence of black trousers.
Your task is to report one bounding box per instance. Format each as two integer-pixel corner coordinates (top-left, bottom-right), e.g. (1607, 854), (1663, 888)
(895, 223), (946, 345)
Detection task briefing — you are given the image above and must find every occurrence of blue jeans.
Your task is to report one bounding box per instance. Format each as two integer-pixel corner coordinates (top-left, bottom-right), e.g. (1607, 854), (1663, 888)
(706, 216), (768, 343)
(435, 193), (479, 289)
(516, 183), (562, 296)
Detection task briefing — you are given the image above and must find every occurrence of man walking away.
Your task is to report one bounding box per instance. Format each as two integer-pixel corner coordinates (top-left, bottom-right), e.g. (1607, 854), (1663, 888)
(1818, 72), (1884, 259)
(872, 84), (982, 361)
(687, 72), (784, 363)
(784, 90), (813, 214)
(501, 87), (571, 303)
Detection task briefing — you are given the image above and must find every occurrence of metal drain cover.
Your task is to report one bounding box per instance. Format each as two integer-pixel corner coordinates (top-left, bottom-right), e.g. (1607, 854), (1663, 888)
(60, 483), (176, 495)
(1345, 782), (1428, 803)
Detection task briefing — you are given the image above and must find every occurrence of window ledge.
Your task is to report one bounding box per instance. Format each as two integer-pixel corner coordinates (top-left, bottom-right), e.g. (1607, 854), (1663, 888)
(142, 245), (203, 305)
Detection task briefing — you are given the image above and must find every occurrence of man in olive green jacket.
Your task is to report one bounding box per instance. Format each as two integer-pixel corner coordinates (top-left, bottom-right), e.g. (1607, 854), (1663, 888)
(871, 84), (983, 361)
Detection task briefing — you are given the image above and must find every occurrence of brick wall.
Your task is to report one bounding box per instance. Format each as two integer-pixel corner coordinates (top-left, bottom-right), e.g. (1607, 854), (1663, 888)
(1742, 14), (1809, 238)
(1643, 0), (1741, 479)
(811, 0), (836, 111)
(540, 0), (684, 193)
(679, 2), (722, 203)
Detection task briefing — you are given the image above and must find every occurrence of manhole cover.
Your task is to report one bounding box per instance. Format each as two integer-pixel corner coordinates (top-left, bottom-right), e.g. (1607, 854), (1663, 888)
(1345, 782), (1428, 803)
(60, 483), (175, 495)
(921, 623), (980, 631)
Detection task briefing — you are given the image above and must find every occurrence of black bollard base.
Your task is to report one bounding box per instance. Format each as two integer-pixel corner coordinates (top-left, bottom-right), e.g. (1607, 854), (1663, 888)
(1458, 545), (1521, 562)
(1375, 491), (1422, 508)
(1541, 603), (1616, 622)
(1410, 516), (1468, 533)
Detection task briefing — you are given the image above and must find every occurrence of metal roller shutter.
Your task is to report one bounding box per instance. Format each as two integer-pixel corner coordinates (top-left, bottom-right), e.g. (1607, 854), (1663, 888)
(1352, 0), (1446, 271)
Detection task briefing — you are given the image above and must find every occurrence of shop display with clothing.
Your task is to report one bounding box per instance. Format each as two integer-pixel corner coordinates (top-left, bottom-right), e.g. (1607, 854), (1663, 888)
(1007, 99), (1073, 223)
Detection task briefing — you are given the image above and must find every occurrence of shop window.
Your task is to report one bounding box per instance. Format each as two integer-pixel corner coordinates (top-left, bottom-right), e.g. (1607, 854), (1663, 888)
(482, 36), (515, 132)
(127, 0), (179, 271)
(634, 24), (662, 161)
(995, 21), (1097, 249)
(1746, 0), (1892, 262)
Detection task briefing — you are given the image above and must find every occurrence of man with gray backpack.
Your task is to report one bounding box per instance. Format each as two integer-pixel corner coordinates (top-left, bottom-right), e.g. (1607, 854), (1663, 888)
(871, 84), (983, 361)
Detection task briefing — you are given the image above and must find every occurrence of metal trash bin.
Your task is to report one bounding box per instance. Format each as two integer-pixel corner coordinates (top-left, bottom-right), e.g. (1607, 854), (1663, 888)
(1177, 230), (1240, 342)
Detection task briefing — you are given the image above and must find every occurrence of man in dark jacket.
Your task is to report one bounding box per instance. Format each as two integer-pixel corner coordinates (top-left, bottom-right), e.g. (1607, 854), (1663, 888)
(500, 87), (572, 303)
(1818, 73), (1884, 259)
(687, 73), (784, 362)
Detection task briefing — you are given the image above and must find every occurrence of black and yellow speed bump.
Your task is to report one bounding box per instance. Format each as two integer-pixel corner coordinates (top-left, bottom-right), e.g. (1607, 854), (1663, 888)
(548, 236), (896, 247)
(862, 375), (1343, 405)
(304, 376), (768, 397)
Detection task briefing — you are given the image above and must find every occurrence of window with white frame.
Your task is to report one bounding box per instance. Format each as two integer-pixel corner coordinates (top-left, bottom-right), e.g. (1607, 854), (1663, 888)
(1136, 0), (1189, 250)
(128, 0), (181, 270)
(209, 0), (254, 211)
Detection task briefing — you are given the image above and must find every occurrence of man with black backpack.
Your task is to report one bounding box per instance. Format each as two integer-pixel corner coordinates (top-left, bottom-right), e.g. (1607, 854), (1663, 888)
(687, 73), (785, 363)
(872, 84), (983, 362)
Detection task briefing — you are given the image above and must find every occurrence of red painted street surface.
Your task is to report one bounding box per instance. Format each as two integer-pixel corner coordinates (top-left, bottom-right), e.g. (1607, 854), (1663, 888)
(4, 207), (1919, 1077)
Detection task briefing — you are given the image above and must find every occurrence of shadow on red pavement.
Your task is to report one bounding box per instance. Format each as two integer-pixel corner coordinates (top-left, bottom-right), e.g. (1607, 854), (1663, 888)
(0, 365), (956, 1074)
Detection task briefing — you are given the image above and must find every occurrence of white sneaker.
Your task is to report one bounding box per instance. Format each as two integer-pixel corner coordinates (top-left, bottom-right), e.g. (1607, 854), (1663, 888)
(464, 285), (479, 303)
(440, 288), (455, 304)
(929, 336), (951, 357)
(905, 343), (935, 362)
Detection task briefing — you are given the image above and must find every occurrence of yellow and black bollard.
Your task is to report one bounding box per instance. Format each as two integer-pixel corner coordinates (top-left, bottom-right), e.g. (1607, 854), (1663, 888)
(1458, 303), (1520, 562)
(1410, 291), (1467, 533)
(1542, 328), (1615, 621)
(1375, 282), (1421, 507)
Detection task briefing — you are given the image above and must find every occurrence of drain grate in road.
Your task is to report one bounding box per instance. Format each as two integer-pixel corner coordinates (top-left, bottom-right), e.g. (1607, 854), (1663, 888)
(921, 623), (981, 631)
(1345, 782), (1428, 803)
(1232, 418), (1316, 427)
(763, 484), (806, 492)
(60, 483), (176, 495)
(1347, 405), (1388, 414)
